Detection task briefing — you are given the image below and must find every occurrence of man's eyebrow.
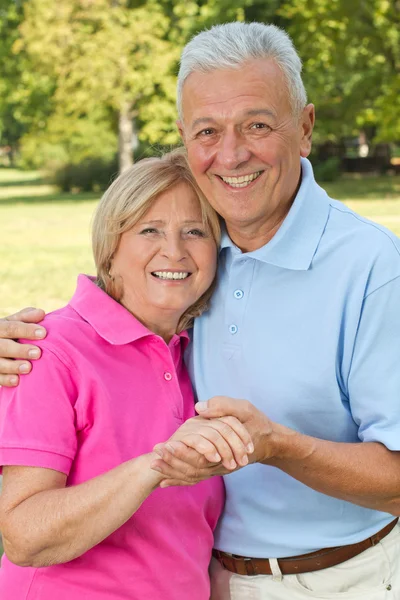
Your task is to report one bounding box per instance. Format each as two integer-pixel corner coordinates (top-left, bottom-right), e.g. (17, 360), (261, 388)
(190, 109), (277, 130)
(243, 109), (277, 120)
(191, 117), (217, 130)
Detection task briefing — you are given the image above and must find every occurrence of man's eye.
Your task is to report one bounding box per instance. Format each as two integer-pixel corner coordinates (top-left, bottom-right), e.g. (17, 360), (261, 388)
(251, 123), (270, 130)
(199, 128), (215, 136)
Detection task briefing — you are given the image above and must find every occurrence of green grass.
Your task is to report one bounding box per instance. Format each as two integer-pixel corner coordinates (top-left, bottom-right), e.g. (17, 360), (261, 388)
(0, 170), (400, 318)
(0, 171), (98, 317)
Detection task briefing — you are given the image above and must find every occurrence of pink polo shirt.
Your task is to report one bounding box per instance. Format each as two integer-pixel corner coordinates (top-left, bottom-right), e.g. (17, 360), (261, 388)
(0, 275), (224, 600)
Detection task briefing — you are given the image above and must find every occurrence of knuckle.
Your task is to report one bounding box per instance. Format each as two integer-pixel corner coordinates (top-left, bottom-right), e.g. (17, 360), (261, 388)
(0, 358), (19, 375)
(218, 422), (235, 438)
(1, 320), (19, 339)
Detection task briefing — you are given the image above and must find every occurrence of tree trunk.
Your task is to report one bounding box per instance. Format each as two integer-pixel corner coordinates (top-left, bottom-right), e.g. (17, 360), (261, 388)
(118, 105), (134, 173)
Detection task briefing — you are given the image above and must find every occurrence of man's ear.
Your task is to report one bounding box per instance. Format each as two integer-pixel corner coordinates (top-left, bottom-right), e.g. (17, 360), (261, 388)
(176, 120), (185, 143)
(300, 104), (315, 158)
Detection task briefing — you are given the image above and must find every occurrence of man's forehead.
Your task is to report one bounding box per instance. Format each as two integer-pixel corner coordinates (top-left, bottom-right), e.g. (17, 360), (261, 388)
(180, 59), (289, 124)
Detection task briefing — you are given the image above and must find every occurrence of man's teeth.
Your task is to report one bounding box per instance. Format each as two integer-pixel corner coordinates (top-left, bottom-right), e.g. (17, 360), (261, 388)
(220, 171), (262, 188)
(153, 271), (190, 280)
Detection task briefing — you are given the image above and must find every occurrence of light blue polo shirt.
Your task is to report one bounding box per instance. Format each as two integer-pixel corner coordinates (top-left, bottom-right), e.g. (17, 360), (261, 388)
(191, 158), (400, 557)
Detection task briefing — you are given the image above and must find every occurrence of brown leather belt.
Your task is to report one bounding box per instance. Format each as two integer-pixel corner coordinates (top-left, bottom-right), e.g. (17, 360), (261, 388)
(213, 518), (398, 576)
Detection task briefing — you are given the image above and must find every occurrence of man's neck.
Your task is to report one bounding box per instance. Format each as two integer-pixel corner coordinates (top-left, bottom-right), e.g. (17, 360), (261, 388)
(226, 170), (303, 253)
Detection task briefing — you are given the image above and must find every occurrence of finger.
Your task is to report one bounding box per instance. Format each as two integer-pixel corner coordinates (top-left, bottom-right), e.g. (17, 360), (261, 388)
(0, 339), (41, 361)
(218, 416), (254, 454)
(160, 479), (193, 488)
(169, 434), (223, 464)
(181, 429), (238, 470)
(0, 316), (46, 341)
(0, 374), (19, 387)
(154, 442), (212, 468)
(0, 357), (33, 375)
(198, 419), (251, 468)
(6, 307), (46, 324)
(196, 397), (251, 421)
(151, 457), (201, 484)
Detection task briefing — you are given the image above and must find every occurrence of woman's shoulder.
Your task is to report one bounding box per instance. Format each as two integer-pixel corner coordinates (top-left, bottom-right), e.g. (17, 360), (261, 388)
(21, 304), (94, 370)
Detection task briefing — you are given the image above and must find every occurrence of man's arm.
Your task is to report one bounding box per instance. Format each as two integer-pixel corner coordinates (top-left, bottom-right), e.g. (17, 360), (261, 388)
(152, 397), (400, 516)
(0, 308), (46, 386)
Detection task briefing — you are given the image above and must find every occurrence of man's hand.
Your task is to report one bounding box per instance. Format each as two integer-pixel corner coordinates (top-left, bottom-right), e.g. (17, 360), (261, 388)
(195, 396), (278, 463)
(151, 441), (232, 487)
(151, 414), (254, 485)
(0, 308), (46, 387)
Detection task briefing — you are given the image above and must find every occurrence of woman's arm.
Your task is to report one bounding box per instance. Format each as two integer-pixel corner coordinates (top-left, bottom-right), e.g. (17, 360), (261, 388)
(0, 455), (163, 568)
(0, 412), (252, 568)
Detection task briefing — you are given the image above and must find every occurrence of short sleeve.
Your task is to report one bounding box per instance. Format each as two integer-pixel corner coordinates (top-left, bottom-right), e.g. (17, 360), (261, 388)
(0, 344), (78, 475)
(348, 276), (400, 450)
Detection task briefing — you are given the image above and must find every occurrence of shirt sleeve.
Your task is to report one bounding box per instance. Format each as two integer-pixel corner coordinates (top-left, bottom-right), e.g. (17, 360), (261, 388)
(0, 344), (78, 475)
(347, 275), (400, 450)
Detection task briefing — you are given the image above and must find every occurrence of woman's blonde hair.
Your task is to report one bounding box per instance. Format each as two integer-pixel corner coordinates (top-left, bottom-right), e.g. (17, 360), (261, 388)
(92, 147), (221, 333)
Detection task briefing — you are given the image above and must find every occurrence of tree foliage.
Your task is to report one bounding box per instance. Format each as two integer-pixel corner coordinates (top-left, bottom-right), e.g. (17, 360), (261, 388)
(280, 0), (400, 142)
(0, 0), (399, 173)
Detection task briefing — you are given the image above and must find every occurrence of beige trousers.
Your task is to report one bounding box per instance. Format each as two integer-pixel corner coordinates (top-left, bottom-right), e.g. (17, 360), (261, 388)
(210, 522), (400, 600)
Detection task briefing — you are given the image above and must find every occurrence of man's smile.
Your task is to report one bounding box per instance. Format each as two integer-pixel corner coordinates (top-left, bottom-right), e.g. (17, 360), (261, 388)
(217, 170), (263, 188)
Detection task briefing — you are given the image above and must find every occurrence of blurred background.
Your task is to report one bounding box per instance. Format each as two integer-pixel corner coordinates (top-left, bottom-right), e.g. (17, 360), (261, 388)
(0, 0), (400, 318)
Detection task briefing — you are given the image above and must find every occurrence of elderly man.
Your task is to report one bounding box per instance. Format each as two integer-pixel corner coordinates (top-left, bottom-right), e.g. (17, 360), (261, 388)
(1, 22), (400, 599)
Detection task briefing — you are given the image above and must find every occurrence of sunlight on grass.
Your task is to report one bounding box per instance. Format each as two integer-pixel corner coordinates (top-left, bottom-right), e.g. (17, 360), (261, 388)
(0, 170), (400, 317)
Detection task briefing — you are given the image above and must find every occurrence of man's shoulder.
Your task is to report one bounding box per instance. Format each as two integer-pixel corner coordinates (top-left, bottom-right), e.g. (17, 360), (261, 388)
(322, 197), (400, 293)
(325, 197), (400, 258)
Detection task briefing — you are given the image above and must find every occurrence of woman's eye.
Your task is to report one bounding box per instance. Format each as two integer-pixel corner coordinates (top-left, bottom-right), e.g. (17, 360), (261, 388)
(140, 228), (159, 235)
(187, 229), (206, 237)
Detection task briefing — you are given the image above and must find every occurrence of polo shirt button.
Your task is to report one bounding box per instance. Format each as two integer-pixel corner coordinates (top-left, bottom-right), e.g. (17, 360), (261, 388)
(234, 289), (244, 299)
(164, 372), (172, 381)
(229, 324), (238, 335)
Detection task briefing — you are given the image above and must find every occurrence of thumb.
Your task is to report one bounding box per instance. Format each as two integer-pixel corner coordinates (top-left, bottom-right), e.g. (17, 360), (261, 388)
(195, 396), (247, 419)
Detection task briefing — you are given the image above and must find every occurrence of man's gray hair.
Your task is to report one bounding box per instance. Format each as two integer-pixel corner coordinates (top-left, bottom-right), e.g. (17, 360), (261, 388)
(177, 22), (307, 121)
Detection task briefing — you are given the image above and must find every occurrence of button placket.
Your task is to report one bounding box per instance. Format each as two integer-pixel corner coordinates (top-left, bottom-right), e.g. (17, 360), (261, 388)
(224, 256), (255, 342)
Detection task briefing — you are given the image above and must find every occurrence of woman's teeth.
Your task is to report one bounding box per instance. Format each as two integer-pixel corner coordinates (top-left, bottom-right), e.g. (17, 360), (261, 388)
(152, 271), (190, 280)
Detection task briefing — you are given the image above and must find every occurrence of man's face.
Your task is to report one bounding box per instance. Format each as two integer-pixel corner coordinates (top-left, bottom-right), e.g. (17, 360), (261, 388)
(178, 59), (314, 248)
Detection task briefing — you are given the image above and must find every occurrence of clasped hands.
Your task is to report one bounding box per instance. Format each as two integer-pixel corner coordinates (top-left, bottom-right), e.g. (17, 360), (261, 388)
(151, 396), (274, 487)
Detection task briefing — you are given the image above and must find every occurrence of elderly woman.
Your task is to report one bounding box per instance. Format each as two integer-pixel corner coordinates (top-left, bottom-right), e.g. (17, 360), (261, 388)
(0, 149), (251, 600)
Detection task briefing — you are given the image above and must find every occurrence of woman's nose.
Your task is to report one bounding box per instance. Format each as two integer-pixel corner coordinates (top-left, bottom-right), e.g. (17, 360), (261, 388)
(160, 233), (187, 261)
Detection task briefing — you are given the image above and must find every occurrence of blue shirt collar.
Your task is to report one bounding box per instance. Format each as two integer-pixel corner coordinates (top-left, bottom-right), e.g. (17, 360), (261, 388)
(220, 158), (330, 271)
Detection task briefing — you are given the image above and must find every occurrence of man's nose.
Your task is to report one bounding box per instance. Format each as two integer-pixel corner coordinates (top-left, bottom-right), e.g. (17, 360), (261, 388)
(217, 131), (251, 171)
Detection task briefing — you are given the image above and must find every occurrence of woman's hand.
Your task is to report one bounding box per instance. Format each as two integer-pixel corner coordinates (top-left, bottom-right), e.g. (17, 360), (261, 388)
(151, 412), (254, 485)
(0, 307), (46, 387)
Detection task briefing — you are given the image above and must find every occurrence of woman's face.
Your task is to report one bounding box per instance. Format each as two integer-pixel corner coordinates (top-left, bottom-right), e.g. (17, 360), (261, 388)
(110, 181), (218, 337)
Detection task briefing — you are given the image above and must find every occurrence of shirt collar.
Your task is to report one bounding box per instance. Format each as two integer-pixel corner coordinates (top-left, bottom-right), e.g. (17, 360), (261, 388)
(220, 158), (330, 271)
(69, 274), (190, 348)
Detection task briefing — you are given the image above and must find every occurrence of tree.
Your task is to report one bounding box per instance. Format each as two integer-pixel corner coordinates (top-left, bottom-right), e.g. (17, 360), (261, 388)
(0, 0), (55, 164)
(16, 0), (180, 171)
(280, 0), (400, 144)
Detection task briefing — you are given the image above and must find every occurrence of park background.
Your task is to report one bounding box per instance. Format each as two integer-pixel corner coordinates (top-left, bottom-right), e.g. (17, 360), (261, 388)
(0, 0), (400, 555)
(1, 0), (400, 316)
